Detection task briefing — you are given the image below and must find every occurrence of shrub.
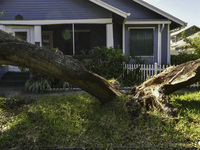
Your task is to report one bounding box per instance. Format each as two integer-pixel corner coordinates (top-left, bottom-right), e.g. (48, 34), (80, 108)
(25, 70), (70, 93)
(77, 46), (129, 80)
(171, 52), (200, 65)
(25, 70), (54, 93)
(121, 67), (143, 87)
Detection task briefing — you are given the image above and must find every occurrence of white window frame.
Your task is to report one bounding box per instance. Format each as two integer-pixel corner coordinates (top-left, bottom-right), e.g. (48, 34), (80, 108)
(4, 26), (34, 44)
(12, 28), (31, 42)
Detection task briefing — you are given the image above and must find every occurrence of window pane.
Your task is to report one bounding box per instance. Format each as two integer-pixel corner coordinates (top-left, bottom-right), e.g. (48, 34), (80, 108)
(42, 31), (53, 50)
(130, 29), (153, 56)
(15, 32), (27, 41)
(75, 31), (90, 55)
(63, 30), (73, 55)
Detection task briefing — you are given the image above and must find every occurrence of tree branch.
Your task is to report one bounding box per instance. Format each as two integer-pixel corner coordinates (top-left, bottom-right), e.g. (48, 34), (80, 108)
(0, 30), (122, 103)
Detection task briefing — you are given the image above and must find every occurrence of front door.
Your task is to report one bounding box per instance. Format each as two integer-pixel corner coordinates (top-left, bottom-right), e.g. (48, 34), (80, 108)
(7, 28), (31, 72)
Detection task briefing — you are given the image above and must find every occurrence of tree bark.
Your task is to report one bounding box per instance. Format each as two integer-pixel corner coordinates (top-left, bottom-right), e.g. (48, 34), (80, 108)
(0, 30), (122, 103)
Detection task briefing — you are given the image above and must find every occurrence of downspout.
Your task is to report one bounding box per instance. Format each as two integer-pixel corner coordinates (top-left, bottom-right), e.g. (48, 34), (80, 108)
(161, 23), (165, 32)
(72, 23), (75, 56)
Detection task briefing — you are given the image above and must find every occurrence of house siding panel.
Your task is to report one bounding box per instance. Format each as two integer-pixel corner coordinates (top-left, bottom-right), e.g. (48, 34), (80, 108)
(102, 0), (165, 19)
(0, 0), (112, 20)
(125, 24), (158, 64)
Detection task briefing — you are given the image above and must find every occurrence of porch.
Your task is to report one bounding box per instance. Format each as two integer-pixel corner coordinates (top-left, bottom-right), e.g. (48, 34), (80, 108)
(1, 20), (121, 72)
(41, 24), (108, 55)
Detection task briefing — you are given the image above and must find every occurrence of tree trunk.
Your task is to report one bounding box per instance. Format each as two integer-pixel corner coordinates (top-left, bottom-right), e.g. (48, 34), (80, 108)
(128, 60), (200, 117)
(1, 29), (200, 117)
(0, 30), (122, 103)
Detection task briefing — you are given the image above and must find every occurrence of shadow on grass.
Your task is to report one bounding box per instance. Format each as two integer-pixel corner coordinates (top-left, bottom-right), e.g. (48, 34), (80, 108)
(175, 99), (200, 112)
(0, 97), (36, 113)
(0, 94), (196, 149)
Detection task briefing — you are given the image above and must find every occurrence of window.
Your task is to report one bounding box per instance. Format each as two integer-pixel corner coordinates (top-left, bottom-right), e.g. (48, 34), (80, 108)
(15, 32), (27, 41)
(12, 28), (31, 42)
(75, 30), (90, 55)
(42, 31), (53, 49)
(63, 30), (91, 55)
(130, 29), (154, 56)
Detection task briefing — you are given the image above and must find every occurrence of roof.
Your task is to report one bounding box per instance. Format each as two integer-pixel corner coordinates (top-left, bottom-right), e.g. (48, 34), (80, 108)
(133, 0), (187, 27)
(171, 25), (200, 37)
(89, 0), (131, 18)
(90, 0), (187, 28)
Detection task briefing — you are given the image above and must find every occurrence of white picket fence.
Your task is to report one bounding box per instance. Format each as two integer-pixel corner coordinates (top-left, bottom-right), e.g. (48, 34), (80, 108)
(124, 63), (199, 88)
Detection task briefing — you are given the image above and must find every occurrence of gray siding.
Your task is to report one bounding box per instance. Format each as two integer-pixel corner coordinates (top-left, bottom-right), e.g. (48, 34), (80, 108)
(0, 0), (111, 20)
(102, 0), (165, 19)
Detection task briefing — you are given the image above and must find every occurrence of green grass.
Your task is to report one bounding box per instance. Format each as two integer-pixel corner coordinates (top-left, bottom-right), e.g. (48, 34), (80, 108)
(0, 92), (200, 149)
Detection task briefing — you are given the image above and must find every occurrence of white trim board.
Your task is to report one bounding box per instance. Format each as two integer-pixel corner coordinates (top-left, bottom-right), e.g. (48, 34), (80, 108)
(128, 27), (155, 30)
(0, 18), (113, 25)
(89, 0), (130, 18)
(126, 20), (171, 25)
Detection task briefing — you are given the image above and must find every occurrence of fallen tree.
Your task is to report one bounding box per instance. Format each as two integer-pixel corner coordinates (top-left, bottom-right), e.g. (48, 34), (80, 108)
(0, 30), (121, 103)
(128, 60), (200, 117)
(1, 30), (200, 117)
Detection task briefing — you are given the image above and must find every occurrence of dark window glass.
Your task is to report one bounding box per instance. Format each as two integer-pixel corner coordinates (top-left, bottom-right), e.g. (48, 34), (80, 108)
(130, 29), (153, 56)
(15, 32), (27, 41)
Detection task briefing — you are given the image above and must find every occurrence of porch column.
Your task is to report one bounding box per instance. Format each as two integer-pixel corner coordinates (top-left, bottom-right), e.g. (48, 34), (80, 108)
(122, 23), (125, 54)
(106, 23), (114, 47)
(34, 25), (42, 46)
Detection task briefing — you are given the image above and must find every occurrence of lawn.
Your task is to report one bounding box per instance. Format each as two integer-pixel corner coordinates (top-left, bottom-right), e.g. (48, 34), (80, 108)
(0, 91), (200, 149)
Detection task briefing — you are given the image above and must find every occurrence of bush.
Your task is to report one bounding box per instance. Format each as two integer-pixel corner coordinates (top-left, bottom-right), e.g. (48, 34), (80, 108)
(77, 46), (147, 87)
(121, 67), (143, 87)
(171, 52), (200, 65)
(78, 46), (129, 80)
(25, 70), (54, 93)
(25, 70), (68, 93)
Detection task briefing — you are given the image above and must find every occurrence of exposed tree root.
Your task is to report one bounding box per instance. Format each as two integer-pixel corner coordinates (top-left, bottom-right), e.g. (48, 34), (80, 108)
(126, 59), (200, 118)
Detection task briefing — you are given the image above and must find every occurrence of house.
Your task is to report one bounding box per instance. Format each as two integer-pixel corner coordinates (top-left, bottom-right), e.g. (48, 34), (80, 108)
(0, 0), (186, 74)
(171, 25), (200, 50)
